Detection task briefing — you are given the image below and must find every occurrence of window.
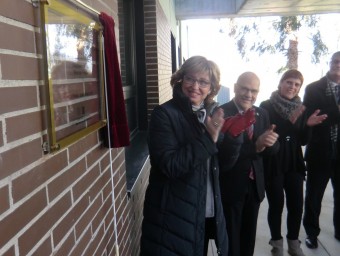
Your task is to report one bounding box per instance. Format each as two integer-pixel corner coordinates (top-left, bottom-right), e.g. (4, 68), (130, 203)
(120, 0), (149, 191)
(41, 0), (106, 152)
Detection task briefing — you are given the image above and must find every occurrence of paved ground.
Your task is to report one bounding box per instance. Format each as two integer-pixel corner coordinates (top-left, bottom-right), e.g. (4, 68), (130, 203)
(208, 182), (340, 255)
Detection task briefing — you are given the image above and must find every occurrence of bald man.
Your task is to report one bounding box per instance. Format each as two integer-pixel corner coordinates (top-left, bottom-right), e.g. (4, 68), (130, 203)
(218, 72), (279, 256)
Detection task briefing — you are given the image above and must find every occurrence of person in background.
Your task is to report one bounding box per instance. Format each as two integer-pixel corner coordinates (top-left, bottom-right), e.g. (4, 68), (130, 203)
(218, 72), (279, 256)
(260, 70), (327, 256)
(140, 56), (230, 256)
(303, 51), (340, 249)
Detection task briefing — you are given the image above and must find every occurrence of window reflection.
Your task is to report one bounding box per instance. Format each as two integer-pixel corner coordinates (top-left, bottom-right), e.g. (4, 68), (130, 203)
(44, 0), (104, 145)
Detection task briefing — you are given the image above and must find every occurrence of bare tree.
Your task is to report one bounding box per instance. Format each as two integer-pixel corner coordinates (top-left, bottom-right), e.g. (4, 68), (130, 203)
(228, 15), (328, 73)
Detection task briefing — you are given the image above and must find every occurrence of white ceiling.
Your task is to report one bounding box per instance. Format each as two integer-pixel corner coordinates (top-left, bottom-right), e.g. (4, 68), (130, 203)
(239, 0), (340, 16)
(175, 0), (340, 20)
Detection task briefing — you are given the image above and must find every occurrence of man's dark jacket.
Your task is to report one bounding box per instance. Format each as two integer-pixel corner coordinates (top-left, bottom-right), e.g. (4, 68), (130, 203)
(140, 86), (229, 256)
(218, 101), (279, 203)
(303, 76), (340, 161)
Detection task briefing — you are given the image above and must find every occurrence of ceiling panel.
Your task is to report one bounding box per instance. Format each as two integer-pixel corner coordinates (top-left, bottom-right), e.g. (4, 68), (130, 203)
(175, 0), (340, 20)
(239, 0), (340, 16)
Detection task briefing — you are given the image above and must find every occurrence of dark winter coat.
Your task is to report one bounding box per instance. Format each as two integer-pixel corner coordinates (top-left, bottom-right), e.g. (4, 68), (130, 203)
(303, 76), (340, 161)
(218, 101), (279, 203)
(140, 86), (229, 256)
(260, 100), (307, 181)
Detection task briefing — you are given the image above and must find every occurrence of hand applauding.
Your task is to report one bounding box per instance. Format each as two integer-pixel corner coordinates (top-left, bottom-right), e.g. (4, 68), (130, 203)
(205, 108), (225, 142)
(221, 108), (256, 137)
(306, 109), (327, 126)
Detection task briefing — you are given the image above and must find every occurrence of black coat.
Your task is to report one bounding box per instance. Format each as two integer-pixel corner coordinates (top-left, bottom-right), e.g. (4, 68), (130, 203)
(140, 86), (228, 256)
(260, 100), (307, 181)
(218, 101), (279, 203)
(303, 76), (340, 161)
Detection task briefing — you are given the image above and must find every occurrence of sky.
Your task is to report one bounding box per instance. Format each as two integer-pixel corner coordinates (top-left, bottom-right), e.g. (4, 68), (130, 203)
(181, 13), (340, 105)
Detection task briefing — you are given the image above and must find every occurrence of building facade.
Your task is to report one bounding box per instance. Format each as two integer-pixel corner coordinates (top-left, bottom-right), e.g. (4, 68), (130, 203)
(0, 0), (176, 255)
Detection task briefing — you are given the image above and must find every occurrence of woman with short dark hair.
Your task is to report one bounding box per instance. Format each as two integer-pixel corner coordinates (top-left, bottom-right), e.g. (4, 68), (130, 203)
(260, 69), (327, 256)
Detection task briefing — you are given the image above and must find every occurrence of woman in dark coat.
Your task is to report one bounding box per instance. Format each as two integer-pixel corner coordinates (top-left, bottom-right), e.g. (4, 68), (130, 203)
(259, 70), (327, 256)
(140, 56), (230, 256)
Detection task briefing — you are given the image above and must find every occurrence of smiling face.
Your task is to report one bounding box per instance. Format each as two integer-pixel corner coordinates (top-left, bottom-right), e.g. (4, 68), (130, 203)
(234, 72), (260, 111)
(279, 78), (302, 100)
(181, 71), (211, 106)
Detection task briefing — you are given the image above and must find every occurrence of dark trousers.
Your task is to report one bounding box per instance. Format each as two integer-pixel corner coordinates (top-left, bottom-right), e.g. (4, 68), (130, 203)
(303, 159), (340, 238)
(223, 179), (260, 256)
(204, 217), (217, 256)
(265, 171), (304, 240)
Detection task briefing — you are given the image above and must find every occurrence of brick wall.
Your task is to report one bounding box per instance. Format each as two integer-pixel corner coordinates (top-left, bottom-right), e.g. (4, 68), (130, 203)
(0, 0), (138, 255)
(145, 0), (173, 117)
(156, 1), (173, 105)
(0, 0), (176, 255)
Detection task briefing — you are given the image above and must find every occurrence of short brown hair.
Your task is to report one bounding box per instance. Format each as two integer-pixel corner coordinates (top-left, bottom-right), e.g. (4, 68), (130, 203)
(170, 56), (221, 104)
(279, 69), (304, 85)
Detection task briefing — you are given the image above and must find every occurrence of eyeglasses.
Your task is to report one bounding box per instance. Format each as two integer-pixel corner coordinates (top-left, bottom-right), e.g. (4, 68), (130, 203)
(236, 84), (259, 95)
(183, 75), (211, 88)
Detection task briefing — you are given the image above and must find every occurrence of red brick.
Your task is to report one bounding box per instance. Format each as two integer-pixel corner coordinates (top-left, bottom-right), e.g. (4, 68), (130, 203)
(92, 196), (112, 233)
(38, 84), (47, 107)
(48, 159), (86, 201)
(75, 196), (101, 240)
(0, 138), (42, 180)
(0, 23), (36, 53)
(0, 185), (10, 214)
(0, 87), (37, 115)
(0, 121), (3, 147)
(18, 192), (72, 255)
(6, 110), (44, 142)
(89, 168), (110, 202)
(2, 246), (15, 256)
(35, 31), (43, 55)
(83, 225), (104, 256)
(103, 178), (113, 202)
(69, 228), (92, 256)
(86, 145), (108, 168)
(53, 230), (76, 256)
(0, 54), (41, 80)
(12, 150), (68, 202)
(68, 132), (98, 162)
(104, 201), (114, 230)
(53, 196), (88, 246)
(100, 151), (110, 173)
(72, 163), (100, 201)
(0, 189), (47, 248)
(0, 0), (37, 25)
(30, 237), (52, 256)
(91, 225), (109, 256)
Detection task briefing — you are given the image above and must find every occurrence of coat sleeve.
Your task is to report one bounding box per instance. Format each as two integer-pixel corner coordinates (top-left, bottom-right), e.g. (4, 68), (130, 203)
(147, 105), (217, 179)
(217, 132), (243, 172)
(304, 81), (340, 126)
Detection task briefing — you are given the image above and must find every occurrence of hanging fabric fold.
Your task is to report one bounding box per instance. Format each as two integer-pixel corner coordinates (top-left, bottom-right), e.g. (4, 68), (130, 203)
(99, 12), (130, 148)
